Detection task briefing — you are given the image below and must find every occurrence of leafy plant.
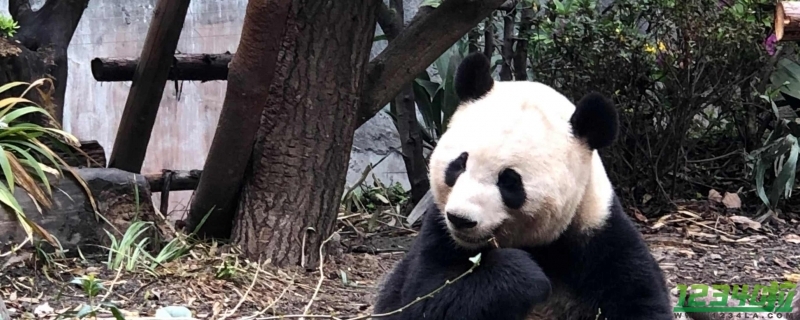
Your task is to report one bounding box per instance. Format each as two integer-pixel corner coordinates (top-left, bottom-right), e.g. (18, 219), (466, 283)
(386, 37), (470, 151)
(104, 220), (195, 273)
(528, 0), (775, 212)
(60, 274), (125, 320)
(0, 79), (99, 248)
(0, 16), (19, 38)
(748, 59), (800, 211)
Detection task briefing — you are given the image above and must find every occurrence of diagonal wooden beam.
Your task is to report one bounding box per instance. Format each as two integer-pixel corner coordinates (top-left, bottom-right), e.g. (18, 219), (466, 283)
(107, 0), (192, 173)
(356, 0), (506, 127)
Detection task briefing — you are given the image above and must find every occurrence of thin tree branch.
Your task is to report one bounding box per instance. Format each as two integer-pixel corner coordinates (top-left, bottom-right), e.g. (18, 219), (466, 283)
(376, 1), (401, 40)
(483, 14), (495, 58)
(499, 1), (516, 81)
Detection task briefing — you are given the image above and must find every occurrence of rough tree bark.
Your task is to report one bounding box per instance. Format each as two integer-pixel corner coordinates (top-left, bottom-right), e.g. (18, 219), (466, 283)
(231, 1), (378, 268)
(9, 0), (89, 123)
(187, 0), (504, 241)
(186, 1), (291, 239)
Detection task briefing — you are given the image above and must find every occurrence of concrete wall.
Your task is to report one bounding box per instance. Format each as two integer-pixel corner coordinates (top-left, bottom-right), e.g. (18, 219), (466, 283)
(0, 0), (421, 220)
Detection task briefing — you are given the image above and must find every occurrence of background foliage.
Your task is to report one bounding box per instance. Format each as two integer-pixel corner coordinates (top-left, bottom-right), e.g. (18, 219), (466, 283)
(390, 0), (800, 218)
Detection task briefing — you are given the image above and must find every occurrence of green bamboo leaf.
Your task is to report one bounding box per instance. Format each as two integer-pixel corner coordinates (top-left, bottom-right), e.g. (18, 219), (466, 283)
(412, 80), (436, 132)
(441, 53), (462, 131)
(755, 158), (769, 207)
(431, 89), (444, 135)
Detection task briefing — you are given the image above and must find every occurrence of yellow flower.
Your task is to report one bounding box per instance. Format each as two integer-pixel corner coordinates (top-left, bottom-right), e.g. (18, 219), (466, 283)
(644, 43), (656, 54)
(658, 41), (667, 52)
(615, 27), (621, 34)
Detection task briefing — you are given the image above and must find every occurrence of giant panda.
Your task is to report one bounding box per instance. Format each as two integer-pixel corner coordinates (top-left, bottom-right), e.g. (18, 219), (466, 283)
(372, 52), (673, 320)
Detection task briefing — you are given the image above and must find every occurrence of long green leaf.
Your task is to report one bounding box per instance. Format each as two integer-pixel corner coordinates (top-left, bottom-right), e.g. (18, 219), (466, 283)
(441, 53), (463, 132)
(0, 145), (15, 193)
(1, 106), (50, 123)
(755, 157), (769, 207)
(770, 136), (800, 205)
(2, 143), (52, 195)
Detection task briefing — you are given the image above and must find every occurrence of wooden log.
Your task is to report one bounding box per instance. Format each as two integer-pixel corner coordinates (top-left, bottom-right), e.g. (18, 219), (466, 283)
(47, 139), (107, 168)
(775, 1), (800, 41)
(108, 0), (192, 173)
(0, 168), (159, 254)
(91, 53), (232, 82)
(145, 169), (202, 192)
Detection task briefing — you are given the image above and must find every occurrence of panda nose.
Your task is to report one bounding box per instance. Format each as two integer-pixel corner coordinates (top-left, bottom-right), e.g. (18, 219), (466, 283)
(447, 212), (477, 229)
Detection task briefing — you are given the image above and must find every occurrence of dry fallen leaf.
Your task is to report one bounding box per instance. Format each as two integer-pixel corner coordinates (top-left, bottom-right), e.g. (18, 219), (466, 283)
(708, 189), (723, 203)
(678, 210), (702, 219)
(785, 273), (800, 283)
(33, 302), (53, 318)
(784, 234), (800, 244)
(729, 215), (761, 230)
(632, 209), (647, 223)
(736, 235), (767, 243)
(651, 214), (673, 230)
(775, 257), (791, 269)
(722, 192), (741, 209)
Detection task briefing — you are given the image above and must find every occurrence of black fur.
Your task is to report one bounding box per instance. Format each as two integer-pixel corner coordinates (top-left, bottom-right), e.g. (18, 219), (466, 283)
(570, 92), (619, 150)
(444, 152), (468, 187)
(372, 197), (673, 320)
(497, 168), (525, 209)
(373, 205), (552, 320)
(455, 53), (494, 102)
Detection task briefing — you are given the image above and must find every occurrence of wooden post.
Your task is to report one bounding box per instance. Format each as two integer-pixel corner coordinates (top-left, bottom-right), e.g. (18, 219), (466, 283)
(776, 1), (800, 41)
(107, 0), (192, 173)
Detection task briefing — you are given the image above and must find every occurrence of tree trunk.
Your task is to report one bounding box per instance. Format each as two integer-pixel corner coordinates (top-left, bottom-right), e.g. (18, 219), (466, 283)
(499, 3), (516, 81)
(10, 0), (89, 123)
(484, 15), (495, 58)
(396, 83), (429, 204)
(383, 0), (429, 205)
(186, 1), (291, 239)
(513, 6), (534, 81)
(232, 1), (378, 268)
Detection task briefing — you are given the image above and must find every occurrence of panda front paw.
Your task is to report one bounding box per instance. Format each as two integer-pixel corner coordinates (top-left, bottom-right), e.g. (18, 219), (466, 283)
(482, 248), (552, 304)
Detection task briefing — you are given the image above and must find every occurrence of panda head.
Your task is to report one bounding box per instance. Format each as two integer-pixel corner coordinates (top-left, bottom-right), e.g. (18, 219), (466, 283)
(429, 52), (619, 250)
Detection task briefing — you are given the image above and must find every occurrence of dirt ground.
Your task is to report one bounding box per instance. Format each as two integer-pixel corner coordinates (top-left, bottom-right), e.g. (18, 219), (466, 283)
(2, 199), (800, 319)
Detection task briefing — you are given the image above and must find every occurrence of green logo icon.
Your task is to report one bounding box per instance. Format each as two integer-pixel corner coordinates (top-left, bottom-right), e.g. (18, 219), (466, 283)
(673, 281), (796, 313)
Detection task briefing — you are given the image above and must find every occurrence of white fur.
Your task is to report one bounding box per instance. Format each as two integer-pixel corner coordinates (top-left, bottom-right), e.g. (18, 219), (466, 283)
(429, 81), (614, 249)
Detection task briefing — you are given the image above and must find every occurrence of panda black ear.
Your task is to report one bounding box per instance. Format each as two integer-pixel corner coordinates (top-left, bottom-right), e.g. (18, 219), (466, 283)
(570, 92), (619, 150)
(455, 52), (494, 102)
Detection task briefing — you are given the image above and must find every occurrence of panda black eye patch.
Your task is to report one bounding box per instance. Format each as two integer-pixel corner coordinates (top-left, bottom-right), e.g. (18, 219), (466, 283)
(497, 168), (525, 209)
(444, 152), (468, 187)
